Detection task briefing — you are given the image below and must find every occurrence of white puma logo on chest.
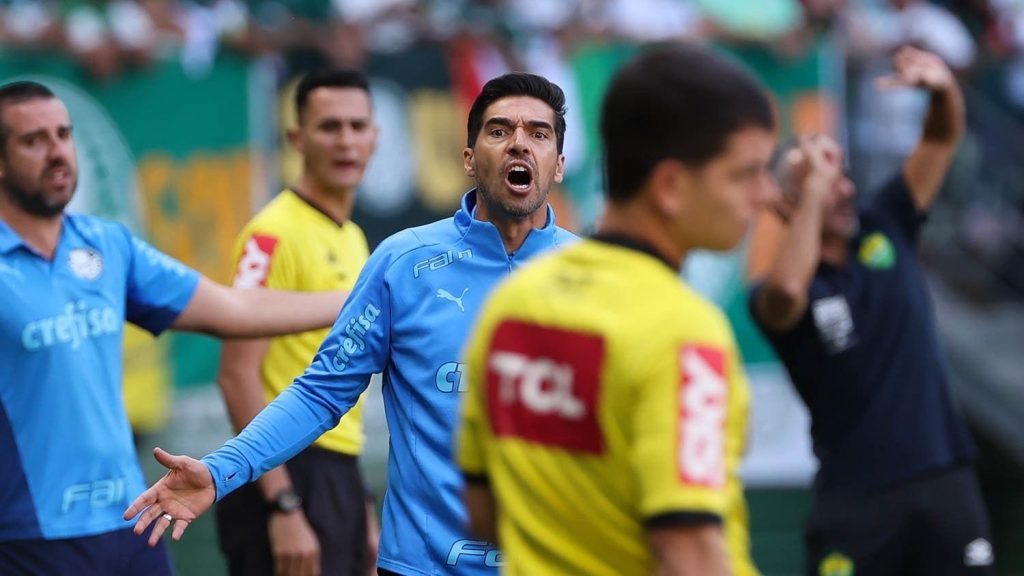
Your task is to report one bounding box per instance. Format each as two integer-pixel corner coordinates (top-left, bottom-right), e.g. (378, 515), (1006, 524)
(436, 288), (469, 312)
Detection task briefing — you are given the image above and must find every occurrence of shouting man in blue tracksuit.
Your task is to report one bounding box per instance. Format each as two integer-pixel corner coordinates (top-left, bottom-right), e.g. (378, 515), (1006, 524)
(125, 72), (577, 576)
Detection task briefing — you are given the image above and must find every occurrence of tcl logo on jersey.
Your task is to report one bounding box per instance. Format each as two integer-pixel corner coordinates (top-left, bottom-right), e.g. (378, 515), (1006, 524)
(678, 346), (727, 487)
(487, 320), (605, 454)
(234, 234), (279, 288)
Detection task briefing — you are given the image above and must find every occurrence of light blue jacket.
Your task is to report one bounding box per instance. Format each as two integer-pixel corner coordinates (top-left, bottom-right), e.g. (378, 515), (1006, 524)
(203, 190), (577, 575)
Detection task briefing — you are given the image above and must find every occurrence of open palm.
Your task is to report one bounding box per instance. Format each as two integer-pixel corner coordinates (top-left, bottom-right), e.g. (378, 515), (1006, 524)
(123, 447), (217, 547)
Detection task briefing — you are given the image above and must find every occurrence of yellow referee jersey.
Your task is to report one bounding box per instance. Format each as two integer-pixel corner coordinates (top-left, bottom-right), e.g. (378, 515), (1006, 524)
(232, 189), (370, 456)
(457, 238), (757, 576)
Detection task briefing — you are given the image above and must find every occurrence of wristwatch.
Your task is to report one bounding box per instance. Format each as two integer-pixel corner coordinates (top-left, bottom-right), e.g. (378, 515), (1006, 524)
(267, 488), (303, 514)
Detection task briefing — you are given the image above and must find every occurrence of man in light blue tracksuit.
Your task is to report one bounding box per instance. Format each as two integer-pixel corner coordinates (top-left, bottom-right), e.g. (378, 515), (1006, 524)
(0, 81), (350, 576)
(125, 72), (577, 576)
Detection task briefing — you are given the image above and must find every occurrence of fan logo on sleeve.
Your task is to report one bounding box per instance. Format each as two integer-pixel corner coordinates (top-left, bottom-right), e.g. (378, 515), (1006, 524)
(678, 345), (727, 487)
(486, 320), (606, 454)
(234, 234), (278, 288)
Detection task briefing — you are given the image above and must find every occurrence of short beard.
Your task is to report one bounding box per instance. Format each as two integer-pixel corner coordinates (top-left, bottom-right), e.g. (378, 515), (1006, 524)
(476, 184), (548, 222)
(1, 177), (70, 217)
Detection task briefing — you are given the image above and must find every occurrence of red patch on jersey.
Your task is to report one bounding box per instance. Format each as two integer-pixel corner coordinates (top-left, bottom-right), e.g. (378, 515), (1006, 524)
(234, 234), (279, 288)
(486, 320), (605, 454)
(677, 345), (728, 487)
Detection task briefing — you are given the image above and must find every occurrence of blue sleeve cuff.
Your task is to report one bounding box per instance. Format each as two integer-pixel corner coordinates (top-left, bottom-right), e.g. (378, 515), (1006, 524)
(201, 447), (252, 502)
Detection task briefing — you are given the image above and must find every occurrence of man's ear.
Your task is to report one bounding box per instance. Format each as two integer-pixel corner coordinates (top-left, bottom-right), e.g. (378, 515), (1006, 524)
(648, 158), (690, 218)
(554, 153), (566, 184)
(369, 123), (380, 155)
(463, 148), (475, 178)
(286, 126), (302, 154)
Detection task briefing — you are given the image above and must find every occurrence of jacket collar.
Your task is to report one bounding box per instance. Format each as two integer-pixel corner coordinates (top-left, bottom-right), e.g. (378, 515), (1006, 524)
(453, 189), (560, 261)
(0, 216), (30, 254)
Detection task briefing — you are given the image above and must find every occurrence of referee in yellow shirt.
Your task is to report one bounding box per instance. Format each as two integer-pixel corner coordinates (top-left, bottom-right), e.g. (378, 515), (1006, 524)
(216, 69), (379, 576)
(457, 44), (781, 575)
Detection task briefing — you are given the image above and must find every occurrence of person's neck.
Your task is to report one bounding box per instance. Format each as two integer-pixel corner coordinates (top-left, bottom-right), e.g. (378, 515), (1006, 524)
(293, 176), (354, 226)
(821, 234), (849, 267)
(597, 202), (684, 270)
(475, 201), (548, 255)
(0, 193), (62, 259)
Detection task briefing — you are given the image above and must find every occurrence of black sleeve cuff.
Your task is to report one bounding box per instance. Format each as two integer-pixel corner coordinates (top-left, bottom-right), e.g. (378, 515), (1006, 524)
(645, 511), (722, 530)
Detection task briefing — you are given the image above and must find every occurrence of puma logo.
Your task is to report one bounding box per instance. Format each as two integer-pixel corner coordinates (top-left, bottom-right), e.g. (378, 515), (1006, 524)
(436, 288), (469, 312)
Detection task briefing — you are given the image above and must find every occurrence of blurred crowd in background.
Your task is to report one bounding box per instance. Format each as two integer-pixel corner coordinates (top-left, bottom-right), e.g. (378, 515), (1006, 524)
(3, 0), (1021, 299)
(1, 0), (1022, 94)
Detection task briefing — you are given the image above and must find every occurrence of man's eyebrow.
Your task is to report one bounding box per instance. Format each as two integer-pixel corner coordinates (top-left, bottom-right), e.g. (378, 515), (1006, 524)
(16, 128), (47, 140)
(484, 117), (554, 131)
(317, 115), (370, 125)
(15, 123), (73, 139)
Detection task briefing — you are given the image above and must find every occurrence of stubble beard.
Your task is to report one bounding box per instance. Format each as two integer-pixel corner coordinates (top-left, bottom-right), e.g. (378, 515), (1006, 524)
(0, 173), (73, 218)
(476, 182), (549, 222)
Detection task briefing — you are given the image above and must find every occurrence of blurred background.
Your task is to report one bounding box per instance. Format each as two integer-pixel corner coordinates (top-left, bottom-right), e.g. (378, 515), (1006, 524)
(2, 0), (1022, 573)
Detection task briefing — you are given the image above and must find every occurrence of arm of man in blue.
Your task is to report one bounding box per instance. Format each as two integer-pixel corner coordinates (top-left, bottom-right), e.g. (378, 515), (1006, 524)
(123, 237), (399, 545)
(121, 231), (201, 332)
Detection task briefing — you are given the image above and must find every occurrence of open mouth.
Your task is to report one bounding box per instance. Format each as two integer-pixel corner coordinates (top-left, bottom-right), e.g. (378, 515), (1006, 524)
(44, 166), (71, 185)
(505, 164), (533, 191)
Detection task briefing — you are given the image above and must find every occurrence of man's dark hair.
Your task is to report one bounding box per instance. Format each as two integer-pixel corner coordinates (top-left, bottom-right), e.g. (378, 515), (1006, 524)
(466, 73), (567, 153)
(0, 81), (56, 154)
(600, 43), (775, 201)
(294, 69), (371, 121)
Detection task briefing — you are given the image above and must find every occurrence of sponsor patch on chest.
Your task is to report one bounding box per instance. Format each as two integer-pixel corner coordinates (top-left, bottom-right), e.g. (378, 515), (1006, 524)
(811, 295), (857, 354)
(486, 320), (606, 454)
(68, 248), (103, 280)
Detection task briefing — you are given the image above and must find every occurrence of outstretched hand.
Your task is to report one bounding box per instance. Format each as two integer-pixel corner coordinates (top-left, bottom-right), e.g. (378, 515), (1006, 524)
(123, 447), (217, 547)
(875, 45), (957, 94)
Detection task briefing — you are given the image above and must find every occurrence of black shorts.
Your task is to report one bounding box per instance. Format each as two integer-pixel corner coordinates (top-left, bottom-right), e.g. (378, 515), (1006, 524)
(215, 446), (369, 576)
(0, 526), (173, 576)
(806, 465), (994, 576)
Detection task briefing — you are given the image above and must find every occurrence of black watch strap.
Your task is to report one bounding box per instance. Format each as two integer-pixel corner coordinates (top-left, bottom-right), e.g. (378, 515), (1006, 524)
(267, 488), (303, 514)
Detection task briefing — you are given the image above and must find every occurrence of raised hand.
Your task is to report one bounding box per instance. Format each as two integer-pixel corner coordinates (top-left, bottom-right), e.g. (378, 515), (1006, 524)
(800, 134), (843, 188)
(777, 134), (843, 211)
(875, 45), (957, 94)
(122, 447), (217, 547)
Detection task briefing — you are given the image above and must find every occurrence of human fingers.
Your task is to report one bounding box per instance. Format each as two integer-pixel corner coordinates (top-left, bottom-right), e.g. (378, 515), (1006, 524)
(797, 135), (829, 168)
(123, 486), (157, 521)
(152, 447), (177, 470)
(147, 512), (172, 547)
(307, 548), (322, 576)
(170, 517), (191, 541)
(881, 47), (950, 90)
(274, 549), (289, 576)
(133, 501), (166, 536)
